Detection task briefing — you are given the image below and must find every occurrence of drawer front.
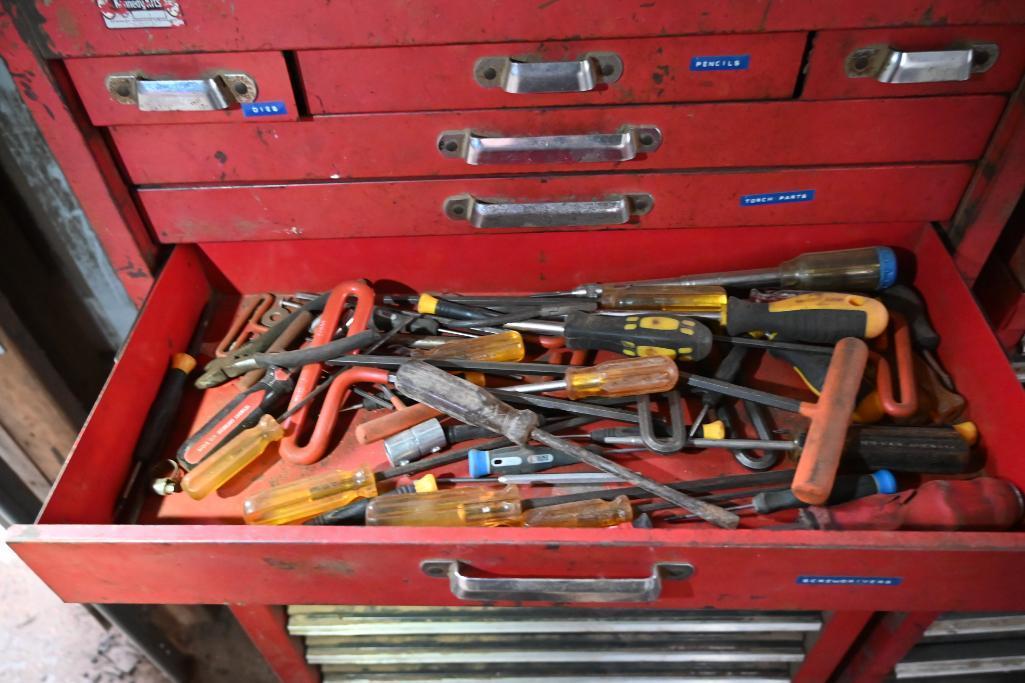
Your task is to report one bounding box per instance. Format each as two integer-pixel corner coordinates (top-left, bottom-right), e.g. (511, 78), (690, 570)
(138, 165), (972, 242)
(802, 25), (1025, 99)
(65, 52), (298, 126)
(32, 2), (1025, 58)
(111, 97), (1003, 184)
(7, 223), (1025, 609)
(297, 33), (806, 114)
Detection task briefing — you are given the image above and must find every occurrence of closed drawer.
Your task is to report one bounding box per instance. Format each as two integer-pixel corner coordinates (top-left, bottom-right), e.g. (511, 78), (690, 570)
(111, 97), (1003, 184)
(137, 165), (972, 242)
(297, 33), (806, 115)
(6, 222), (1025, 610)
(802, 25), (1025, 99)
(65, 52), (298, 126)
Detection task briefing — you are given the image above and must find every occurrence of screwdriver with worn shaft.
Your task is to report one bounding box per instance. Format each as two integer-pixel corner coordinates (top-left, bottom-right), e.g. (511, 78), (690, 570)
(550, 246), (898, 297)
(394, 360), (741, 528)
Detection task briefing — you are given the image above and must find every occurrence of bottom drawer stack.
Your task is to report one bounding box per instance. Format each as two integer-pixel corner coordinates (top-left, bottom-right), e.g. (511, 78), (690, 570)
(288, 606), (821, 681)
(895, 613), (1025, 681)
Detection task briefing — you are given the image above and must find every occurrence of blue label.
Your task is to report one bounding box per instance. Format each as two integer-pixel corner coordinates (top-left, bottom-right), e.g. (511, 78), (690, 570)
(242, 101), (288, 118)
(797, 576), (903, 586)
(690, 55), (750, 71)
(740, 190), (815, 207)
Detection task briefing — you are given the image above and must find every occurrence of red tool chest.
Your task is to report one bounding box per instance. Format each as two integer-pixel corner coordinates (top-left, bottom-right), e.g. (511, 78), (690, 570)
(4, 3), (1025, 682)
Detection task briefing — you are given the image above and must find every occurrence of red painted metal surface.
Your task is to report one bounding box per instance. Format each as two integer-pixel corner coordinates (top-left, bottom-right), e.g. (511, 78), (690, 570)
(835, 611), (941, 683)
(975, 259), (1025, 351)
(65, 52), (298, 126)
(792, 611), (874, 683)
(7, 222), (1025, 612)
(0, 9), (155, 304)
(298, 33), (805, 114)
(7, 525), (1025, 610)
(137, 165), (974, 243)
(802, 26), (1025, 99)
(111, 97), (1003, 184)
(948, 76), (1025, 283)
(229, 605), (318, 683)
(24, 2), (1025, 57)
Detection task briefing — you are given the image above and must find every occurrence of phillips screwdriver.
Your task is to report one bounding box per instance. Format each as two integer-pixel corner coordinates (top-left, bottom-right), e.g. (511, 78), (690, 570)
(588, 286), (889, 344)
(553, 246), (898, 297)
(664, 470), (898, 522)
(394, 360), (741, 528)
(505, 311), (714, 360)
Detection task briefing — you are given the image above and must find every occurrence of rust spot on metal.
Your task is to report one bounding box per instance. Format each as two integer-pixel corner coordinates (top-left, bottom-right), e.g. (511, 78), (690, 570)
(214, 150), (228, 164)
(313, 560), (355, 575)
(262, 558), (299, 571)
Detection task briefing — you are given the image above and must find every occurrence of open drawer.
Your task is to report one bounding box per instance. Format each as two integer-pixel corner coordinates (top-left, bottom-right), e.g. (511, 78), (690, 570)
(7, 221), (1025, 610)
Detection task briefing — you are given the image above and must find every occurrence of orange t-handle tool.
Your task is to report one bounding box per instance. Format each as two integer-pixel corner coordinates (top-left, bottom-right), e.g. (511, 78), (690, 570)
(790, 338), (870, 505)
(279, 281), (376, 465)
(355, 403), (443, 444)
(873, 312), (918, 418)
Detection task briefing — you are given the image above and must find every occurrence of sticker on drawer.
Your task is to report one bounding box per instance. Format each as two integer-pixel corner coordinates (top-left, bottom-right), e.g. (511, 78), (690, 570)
(98, 1), (184, 29)
(740, 190), (816, 206)
(797, 576), (903, 586)
(242, 101), (289, 118)
(690, 55), (750, 71)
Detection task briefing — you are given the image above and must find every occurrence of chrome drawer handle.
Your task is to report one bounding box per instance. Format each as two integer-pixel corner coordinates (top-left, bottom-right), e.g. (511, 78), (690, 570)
(444, 193), (653, 229)
(845, 43), (998, 83)
(106, 72), (258, 111)
(422, 560), (693, 603)
(437, 126), (662, 165)
(474, 52), (623, 93)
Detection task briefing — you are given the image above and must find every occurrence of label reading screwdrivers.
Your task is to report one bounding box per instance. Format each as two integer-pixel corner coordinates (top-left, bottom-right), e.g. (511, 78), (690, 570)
(797, 576), (903, 586)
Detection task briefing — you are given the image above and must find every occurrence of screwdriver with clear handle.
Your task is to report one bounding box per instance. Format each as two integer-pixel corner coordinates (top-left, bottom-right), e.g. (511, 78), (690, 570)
(500, 356), (679, 400)
(551, 246), (898, 297)
(366, 485), (523, 527)
(242, 464), (378, 525)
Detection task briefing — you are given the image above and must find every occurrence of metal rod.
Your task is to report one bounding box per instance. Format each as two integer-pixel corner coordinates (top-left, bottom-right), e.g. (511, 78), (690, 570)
(681, 374), (804, 413)
(713, 335), (834, 354)
(328, 356), (574, 376)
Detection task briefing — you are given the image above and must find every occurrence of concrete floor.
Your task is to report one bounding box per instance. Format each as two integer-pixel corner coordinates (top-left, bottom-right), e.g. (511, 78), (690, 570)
(1, 541), (276, 682)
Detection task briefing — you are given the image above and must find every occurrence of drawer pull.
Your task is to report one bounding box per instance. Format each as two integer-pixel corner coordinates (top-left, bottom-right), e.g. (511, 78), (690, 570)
(422, 560), (693, 603)
(106, 72), (258, 111)
(444, 193), (653, 229)
(845, 43), (998, 83)
(437, 126), (662, 165)
(474, 52), (623, 93)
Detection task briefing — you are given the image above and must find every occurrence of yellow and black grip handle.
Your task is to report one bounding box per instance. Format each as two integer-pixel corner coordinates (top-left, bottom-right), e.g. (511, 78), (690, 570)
(562, 312), (712, 361)
(725, 293), (889, 343)
(770, 347), (884, 424)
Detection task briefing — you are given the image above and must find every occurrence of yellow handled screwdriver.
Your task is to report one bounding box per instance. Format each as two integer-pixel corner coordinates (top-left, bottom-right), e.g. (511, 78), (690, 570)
(500, 356), (679, 400)
(595, 285), (888, 343)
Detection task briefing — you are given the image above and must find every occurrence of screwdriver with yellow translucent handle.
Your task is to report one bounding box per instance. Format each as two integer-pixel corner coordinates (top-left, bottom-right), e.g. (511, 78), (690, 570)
(597, 286), (889, 343)
(500, 356), (679, 399)
(414, 330), (525, 362)
(242, 464), (378, 525)
(522, 495), (634, 528)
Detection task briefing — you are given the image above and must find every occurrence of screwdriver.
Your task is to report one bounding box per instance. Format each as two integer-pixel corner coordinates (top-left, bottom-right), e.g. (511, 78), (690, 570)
(505, 311), (714, 360)
(664, 470), (897, 522)
(466, 444), (601, 478)
(794, 478), (1023, 531)
(440, 472), (629, 486)
(366, 485), (524, 527)
(394, 360), (741, 528)
(179, 364), (388, 500)
(500, 356), (679, 400)
(587, 287), (889, 344)
(242, 464), (378, 525)
(554, 246), (898, 297)
(689, 346), (750, 438)
(304, 475), (438, 526)
(414, 330), (526, 362)
(522, 495), (634, 528)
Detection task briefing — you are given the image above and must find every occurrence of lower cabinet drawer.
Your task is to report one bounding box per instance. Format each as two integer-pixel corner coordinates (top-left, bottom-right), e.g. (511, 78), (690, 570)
(137, 165), (973, 242)
(8, 222), (1025, 610)
(290, 605), (820, 681)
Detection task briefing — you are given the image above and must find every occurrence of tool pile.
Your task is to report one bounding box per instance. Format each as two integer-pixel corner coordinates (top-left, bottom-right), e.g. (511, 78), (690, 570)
(116, 247), (1024, 532)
